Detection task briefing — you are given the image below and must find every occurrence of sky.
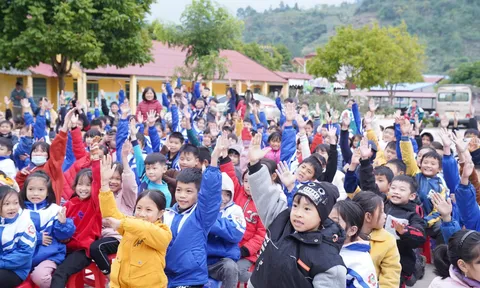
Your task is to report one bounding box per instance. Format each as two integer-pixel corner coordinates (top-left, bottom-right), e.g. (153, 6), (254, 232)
(148, 0), (356, 23)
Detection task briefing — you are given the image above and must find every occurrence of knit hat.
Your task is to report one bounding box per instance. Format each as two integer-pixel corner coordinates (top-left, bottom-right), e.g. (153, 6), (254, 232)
(295, 182), (339, 222)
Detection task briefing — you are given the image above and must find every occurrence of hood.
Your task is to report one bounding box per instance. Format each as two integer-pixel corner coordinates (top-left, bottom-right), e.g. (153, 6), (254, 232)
(221, 172), (235, 205)
(228, 144), (243, 156)
(386, 200), (417, 213)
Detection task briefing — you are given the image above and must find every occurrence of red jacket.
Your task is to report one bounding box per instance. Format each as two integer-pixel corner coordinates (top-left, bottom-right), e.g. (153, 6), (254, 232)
(64, 159), (102, 257)
(63, 127), (91, 200)
(220, 157), (266, 264)
(137, 99), (162, 119)
(310, 133), (324, 153)
(15, 130), (68, 204)
(236, 99), (247, 119)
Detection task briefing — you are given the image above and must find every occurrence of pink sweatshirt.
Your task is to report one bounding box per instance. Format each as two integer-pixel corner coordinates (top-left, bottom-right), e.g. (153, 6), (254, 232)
(264, 149), (280, 164)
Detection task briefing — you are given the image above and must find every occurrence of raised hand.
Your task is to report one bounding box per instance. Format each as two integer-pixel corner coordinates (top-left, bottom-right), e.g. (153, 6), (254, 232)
(327, 126), (337, 144)
(211, 132), (229, 167)
(94, 98), (99, 108)
(438, 127), (452, 148)
(364, 111), (373, 128)
(332, 110), (340, 122)
(350, 148), (361, 167)
(146, 110), (157, 127)
(70, 113), (79, 129)
(248, 133), (271, 165)
(431, 192), (452, 222)
(341, 112), (350, 130)
(4, 96), (11, 106)
(392, 220), (406, 235)
(325, 101), (331, 112)
(440, 115), (449, 129)
(295, 114), (306, 130)
(462, 161), (474, 180)
(369, 98), (378, 112)
(57, 207), (67, 224)
(137, 112), (144, 124)
(161, 83), (166, 93)
(61, 107), (77, 132)
(101, 154), (116, 189)
(21, 98), (30, 109)
(400, 118), (412, 136)
(183, 107), (191, 120)
(276, 161), (296, 191)
(245, 80), (252, 89)
(120, 102), (130, 119)
(129, 118), (137, 138)
(359, 137), (371, 160)
(122, 140), (132, 161)
(451, 133), (467, 154)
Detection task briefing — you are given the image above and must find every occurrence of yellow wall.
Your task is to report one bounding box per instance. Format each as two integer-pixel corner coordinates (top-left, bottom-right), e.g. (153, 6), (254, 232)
(212, 83), (228, 96)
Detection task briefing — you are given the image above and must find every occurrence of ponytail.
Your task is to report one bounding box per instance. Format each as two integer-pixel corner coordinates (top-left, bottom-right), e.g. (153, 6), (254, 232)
(433, 245), (450, 278)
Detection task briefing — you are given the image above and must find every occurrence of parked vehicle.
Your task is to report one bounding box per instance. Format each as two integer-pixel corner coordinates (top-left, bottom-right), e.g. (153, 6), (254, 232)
(434, 84), (479, 127)
(216, 93), (280, 120)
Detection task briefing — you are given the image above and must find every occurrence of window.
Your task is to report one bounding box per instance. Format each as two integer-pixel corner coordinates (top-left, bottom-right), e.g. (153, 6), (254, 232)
(87, 82), (99, 104)
(438, 92), (469, 102)
(32, 78), (47, 102)
(125, 82), (139, 101)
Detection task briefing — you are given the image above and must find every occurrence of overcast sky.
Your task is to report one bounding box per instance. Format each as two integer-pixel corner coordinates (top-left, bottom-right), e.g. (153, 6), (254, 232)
(148, 0), (356, 23)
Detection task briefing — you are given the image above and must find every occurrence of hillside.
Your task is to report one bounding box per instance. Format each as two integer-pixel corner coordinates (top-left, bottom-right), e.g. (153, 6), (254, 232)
(239, 0), (480, 73)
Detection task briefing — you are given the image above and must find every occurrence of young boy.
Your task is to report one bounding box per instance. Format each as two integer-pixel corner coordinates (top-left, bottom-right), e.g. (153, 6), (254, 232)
(0, 138), (16, 178)
(0, 120), (18, 145)
(384, 175), (426, 287)
(384, 141), (397, 161)
(246, 134), (346, 287)
(163, 144), (200, 200)
(207, 173), (246, 288)
(374, 165), (394, 195)
(228, 144), (243, 182)
(163, 131), (184, 170)
(163, 140), (223, 287)
(386, 159), (406, 177)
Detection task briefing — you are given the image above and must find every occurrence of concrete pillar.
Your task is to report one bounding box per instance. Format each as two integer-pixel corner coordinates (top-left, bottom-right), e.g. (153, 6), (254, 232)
(236, 80), (242, 95)
(77, 73), (87, 105)
(207, 80), (213, 95)
(27, 76), (33, 93)
(283, 83), (290, 98)
(262, 82), (269, 96)
(129, 75), (137, 114)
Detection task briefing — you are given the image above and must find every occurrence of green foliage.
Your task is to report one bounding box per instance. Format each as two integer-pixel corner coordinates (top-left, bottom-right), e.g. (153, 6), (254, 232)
(448, 61), (480, 87)
(236, 43), (283, 71)
(0, 0), (154, 89)
(158, 0), (243, 81)
(240, 0), (480, 73)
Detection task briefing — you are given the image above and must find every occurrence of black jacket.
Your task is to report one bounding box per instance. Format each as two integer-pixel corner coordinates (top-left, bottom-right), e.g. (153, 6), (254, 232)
(385, 200), (426, 276)
(250, 212), (345, 288)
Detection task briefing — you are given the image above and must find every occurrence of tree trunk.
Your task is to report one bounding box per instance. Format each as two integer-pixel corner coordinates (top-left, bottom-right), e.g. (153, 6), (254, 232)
(51, 55), (72, 96)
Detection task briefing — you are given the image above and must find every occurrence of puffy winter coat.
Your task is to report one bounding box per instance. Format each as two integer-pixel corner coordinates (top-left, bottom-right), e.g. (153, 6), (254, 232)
(137, 99), (162, 119)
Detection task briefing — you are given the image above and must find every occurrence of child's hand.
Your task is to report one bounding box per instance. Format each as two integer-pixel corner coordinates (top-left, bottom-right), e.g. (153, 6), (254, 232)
(129, 118), (137, 139)
(101, 155), (116, 190)
(295, 114), (306, 130)
(57, 207), (67, 224)
(341, 113), (350, 130)
(248, 134), (271, 165)
(4, 96), (11, 106)
(392, 220), (406, 235)
(440, 115), (449, 129)
(212, 133), (229, 161)
(146, 110), (157, 127)
(104, 217), (121, 230)
(350, 148), (361, 168)
(327, 126), (337, 145)
(359, 137), (371, 160)
(122, 141), (132, 161)
(276, 161), (296, 192)
(21, 98), (30, 109)
(137, 112), (144, 124)
(431, 193), (452, 222)
(70, 113), (78, 129)
(400, 118), (412, 137)
(42, 232), (52, 246)
(369, 99), (378, 112)
(438, 128), (452, 148)
(20, 167), (31, 175)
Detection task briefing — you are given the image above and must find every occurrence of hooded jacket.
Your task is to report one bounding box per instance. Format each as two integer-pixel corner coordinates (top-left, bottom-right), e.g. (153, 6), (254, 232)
(247, 162), (346, 288)
(429, 265), (480, 288)
(25, 201), (76, 266)
(340, 241), (378, 288)
(384, 200), (426, 277)
(220, 157), (266, 264)
(206, 172), (246, 265)
(163, 166), (222, 287)
(63, 127), (90, 200)
(0, 209), (36, 280)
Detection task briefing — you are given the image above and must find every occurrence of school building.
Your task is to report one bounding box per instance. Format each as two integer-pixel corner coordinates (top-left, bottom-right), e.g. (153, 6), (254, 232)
(0, 41), (288, 113)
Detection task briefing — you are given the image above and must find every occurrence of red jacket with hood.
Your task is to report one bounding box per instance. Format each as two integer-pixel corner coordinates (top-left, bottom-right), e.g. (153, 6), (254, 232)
(63, 127), (91, 200)
(220, 157), (266, 264)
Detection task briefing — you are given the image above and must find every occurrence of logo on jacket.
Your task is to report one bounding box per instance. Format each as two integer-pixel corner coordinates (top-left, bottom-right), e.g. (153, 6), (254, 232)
(134, 239), (144, 247)
(245, 211), (258, 224)
(27, 224), (35, 236)
(367, 273), (377, 286)
(78, 211), (85, 220)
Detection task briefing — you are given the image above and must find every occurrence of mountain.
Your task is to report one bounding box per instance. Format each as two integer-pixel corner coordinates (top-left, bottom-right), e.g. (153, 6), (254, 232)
(239, 0), (480, 73)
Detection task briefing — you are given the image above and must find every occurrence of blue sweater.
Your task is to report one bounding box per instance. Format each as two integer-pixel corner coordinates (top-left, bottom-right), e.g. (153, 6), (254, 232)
(163, 166), (222, 287)
(25, 200), (76, 266)
(0, 209), (37, 280)
(455, 183), (480, 232)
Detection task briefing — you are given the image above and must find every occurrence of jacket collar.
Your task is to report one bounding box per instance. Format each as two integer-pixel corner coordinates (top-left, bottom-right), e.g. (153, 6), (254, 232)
(0, 209), (21, 225)
(25, 199), (49, 211)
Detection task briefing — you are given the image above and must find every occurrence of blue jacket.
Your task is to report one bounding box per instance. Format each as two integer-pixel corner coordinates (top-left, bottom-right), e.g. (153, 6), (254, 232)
(163, 166), (222, 287)
(206, 201), (245, 265)
(455, 183), (480, 232)
(415, 172), (448, 227)
(25, 200), (75, 266)
(13, 136), (33, 170)
(280, 126), (296, 164)
(0, 209), (36, 280)
(62, 132), (75, 172)
(440, 220), (461, 243)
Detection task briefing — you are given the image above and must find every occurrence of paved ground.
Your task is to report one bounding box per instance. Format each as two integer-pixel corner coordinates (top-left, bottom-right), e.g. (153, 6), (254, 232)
(414, 264), (436, 287)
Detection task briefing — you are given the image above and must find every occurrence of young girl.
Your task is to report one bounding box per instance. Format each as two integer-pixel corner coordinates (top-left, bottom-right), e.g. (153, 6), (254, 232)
(89, 141), (138, 276)
(264, 132), (281, 164)
(50, 154), (102, 288)
(99, 155), (172, 287)
(247, 134), (346, 288)
(19, 171), (75, 288)
(430, 230), (480, 287)
(330, 200), (378, 288)
(352, 191), (401, 288)
(0, 185), (36, 288)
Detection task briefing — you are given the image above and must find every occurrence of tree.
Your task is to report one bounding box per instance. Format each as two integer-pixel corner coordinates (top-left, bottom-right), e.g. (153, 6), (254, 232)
(449, 61), (480, 87)
(164, 0), (243, 81)
(275, 44), (293, 67)
(237, 43), (283, 71)
(0, 0), (154, 91)
(308, 23), (424, 98)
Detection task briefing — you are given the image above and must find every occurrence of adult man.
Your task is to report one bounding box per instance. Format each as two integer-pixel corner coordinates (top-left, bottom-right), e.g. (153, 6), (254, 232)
(10, 82), (26, 119)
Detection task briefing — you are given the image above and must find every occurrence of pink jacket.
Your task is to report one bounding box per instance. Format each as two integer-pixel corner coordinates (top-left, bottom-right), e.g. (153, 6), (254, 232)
(428, 266), (480, 288)
(264, 148), (280, 164)
(101, 167), (138, 240)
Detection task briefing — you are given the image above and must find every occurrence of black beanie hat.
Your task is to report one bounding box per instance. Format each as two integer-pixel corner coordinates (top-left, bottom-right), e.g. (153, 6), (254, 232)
(295, 181), (339, 223)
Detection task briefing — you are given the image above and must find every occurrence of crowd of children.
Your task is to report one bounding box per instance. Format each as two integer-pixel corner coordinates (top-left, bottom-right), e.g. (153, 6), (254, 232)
(0, 79), (480, 288)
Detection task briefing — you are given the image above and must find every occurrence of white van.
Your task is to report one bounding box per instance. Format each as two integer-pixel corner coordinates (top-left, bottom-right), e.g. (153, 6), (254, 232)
(435, 85), (479, 127)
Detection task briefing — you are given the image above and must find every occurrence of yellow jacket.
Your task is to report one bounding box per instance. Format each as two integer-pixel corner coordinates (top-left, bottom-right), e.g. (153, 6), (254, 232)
(100, 191), (172, 288)
(366, 129), (386, 167)
(400, 139), (421, 177)
(369, 228), (402, 288)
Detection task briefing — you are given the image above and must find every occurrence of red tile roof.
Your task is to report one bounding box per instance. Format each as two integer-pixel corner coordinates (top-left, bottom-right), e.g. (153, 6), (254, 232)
(86, 41), (286, 83)
(30, 63), (57, 77)
(292, 57), (306, 67)
(275, 71), (312, 80)
(423, 75), (446, 83)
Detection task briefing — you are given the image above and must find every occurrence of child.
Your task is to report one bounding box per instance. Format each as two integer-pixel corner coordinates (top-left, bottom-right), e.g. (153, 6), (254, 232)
(384, 175), (426, 287)
(0, 120), (18, 145)
(99, 156), (172, 287)
(374, 165), (394, 195)
(227, 144), (243, 182)
(0, 138), (16, 179)
(50, 156), (102, 288)
(163, 136), (223, 287)
(207, 172), (246, 288)
(19, 171), (76, 288)
(162, 144), (200, 199)
(136, 151), (171, 207)
(163, 131), (184, 170)
(89, 141), (138, 276)
(386, 159), (406, 177)
(264, 132), (281, 164)
(329, 200), (378, 288)
(352, 191), (401, 288)
(247, 134), (346, 288)
(430, 230), (480, 287)
(0, 185), (36, 288)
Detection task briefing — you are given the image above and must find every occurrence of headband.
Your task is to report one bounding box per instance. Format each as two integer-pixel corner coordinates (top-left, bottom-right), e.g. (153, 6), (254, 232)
(459, 230), (476, 251)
